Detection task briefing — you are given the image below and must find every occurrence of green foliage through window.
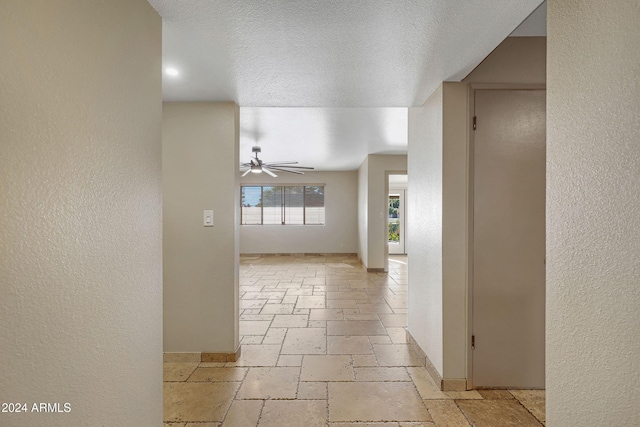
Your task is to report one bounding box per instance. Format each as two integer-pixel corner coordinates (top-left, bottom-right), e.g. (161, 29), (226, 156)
(388, 222), (400, 241)
(388, 195), (400, 241)
(389, 196), (399, 218)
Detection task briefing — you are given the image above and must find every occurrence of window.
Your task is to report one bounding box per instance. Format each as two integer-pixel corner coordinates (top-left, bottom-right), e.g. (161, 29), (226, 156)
(304, 186), (325, 225)
(241, 185), (325, 225)
(262, 186), (283, 225)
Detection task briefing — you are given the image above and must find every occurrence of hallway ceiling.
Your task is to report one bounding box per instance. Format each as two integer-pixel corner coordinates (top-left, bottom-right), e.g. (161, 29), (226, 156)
(149, 0), (545, 170)
(239, 107), (408, 170)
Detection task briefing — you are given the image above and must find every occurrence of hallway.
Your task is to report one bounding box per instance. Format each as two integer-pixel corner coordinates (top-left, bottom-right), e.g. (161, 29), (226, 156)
(163, 255), (545, 426)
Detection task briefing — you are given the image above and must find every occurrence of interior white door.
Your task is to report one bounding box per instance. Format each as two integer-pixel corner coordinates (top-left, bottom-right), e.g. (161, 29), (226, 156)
(472, 89), (546, 388)
(388, 190), (405, 254)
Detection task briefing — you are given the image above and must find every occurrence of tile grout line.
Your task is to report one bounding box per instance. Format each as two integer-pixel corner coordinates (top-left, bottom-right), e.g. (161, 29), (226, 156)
(508, 391), (545, 426)
(217, 366), (252, 426)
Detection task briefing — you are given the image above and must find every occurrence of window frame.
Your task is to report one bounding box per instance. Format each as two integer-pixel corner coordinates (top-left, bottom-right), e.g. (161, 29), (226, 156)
(240, 184), (325, 226)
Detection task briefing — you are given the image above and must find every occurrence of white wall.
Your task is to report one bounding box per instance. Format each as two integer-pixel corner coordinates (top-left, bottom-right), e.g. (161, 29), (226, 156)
(547, 1), (640, 425)
(0, 1), (162, 425)
(406, 83), (469, 379)
(239, 171), (358, 254)
(408, 85), (445, 375)
(358, 157), (369, 265)
(163, 102), (240, 353)
(463, 37), (547, 84)
(441, 83), (469, 379)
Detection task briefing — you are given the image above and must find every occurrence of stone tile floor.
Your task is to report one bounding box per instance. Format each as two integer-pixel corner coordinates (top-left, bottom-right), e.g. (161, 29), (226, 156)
(164, 254), (545, 426)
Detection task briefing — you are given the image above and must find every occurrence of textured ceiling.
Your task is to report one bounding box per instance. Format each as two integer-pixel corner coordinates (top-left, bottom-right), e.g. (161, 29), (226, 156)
(150, 0), (544, 170)
(240, 108), (407, 171)
(151, 0), (542, 107)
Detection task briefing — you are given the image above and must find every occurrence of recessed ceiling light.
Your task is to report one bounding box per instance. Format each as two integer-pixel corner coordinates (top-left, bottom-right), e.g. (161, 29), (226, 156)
(165, 67), (179, 77)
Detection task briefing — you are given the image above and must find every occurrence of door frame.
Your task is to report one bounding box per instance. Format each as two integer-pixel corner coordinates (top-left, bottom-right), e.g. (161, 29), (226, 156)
(384, 170), (407, 272)
(388, 188), (406, 255)
(466, 83), (546, 389)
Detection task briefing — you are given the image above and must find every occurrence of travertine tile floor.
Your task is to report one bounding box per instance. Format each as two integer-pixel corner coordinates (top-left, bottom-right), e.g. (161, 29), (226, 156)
(164, 254), (545, 426)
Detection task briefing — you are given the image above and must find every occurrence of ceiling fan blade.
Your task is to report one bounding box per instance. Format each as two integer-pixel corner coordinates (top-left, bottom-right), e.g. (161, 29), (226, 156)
(243, 147), (310, 176)
(262, 167), (278, 177)
(241, 169), (252, 177)
(270, 165), (314, 170)
(263, 161), (299, 166)
(269, 167), (305, 175)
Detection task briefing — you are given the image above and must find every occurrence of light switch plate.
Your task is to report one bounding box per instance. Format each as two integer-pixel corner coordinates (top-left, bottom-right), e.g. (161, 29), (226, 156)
(203, 210), (214, 227)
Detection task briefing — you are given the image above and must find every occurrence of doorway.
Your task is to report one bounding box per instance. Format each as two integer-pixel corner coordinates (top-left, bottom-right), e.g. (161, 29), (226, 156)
(471, 89), (546, 388)
(388, 174), (407, 255)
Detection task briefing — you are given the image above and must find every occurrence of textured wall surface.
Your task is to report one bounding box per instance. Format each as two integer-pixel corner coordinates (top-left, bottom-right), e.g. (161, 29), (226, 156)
(408, 86), (445, 375)
(463, 37), (546, 83)
(357, 157), (369, 266)
(441, 83), (469, 379)
(163, 102), (240, 353)
(547, 1), (640, 425)
(0, 1), (162, 425)
(240, 171), (358, 254)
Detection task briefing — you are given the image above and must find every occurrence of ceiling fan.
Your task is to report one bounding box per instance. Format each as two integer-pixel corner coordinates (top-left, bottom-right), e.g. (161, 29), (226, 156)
(240, 146), (314, 177)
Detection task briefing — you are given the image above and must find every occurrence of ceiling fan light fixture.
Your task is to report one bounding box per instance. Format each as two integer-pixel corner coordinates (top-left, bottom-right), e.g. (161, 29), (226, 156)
(240, 145), (312, 177)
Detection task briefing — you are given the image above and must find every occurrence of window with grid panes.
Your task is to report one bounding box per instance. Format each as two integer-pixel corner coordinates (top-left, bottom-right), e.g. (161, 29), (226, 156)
(241, 185), (325, 225)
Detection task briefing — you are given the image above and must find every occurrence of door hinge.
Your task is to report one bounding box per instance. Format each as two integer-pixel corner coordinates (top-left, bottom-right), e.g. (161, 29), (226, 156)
(472, 335), (475, 350)
(473, 116), (477, 130)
